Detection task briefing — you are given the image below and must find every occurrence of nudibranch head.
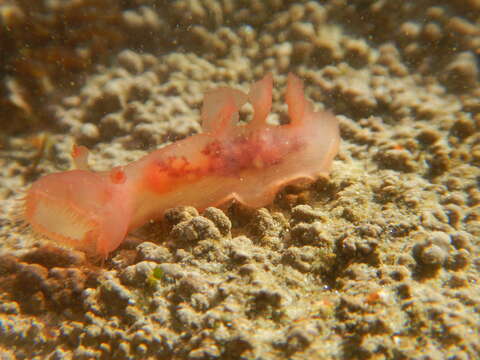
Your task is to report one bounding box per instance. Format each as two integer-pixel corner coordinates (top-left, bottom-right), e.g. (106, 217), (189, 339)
(24, 170), (131, 258)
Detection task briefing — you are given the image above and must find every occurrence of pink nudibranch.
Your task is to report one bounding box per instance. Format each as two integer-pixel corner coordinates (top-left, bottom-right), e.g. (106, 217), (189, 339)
(24, 73), (340, 257)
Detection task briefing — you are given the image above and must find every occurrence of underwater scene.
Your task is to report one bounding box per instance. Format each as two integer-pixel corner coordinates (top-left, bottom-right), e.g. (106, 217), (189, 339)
(0, 1), (479, 359)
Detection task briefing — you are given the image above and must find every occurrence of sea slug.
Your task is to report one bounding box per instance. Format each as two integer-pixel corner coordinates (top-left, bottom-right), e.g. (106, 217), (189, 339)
(24, 73), (340, 257)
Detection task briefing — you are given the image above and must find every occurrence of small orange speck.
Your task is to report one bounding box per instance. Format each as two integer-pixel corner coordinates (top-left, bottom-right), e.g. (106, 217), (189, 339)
(110, 167), (126, 184)
(71, 144), (80, 157)
(366, 289), (389, 304)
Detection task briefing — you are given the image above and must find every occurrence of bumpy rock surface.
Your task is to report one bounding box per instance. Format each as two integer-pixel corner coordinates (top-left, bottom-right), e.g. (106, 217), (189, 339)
(1, 0), (479, 359)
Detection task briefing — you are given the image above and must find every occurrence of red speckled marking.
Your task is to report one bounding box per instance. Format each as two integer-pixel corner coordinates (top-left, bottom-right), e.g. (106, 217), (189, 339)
(202, 132), (299, 175)
(144, 156), (206, 193)
(145, 130), (303, 194)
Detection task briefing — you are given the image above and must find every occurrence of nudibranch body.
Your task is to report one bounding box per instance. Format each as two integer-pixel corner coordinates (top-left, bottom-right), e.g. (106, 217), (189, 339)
(24, 73), (340, 257)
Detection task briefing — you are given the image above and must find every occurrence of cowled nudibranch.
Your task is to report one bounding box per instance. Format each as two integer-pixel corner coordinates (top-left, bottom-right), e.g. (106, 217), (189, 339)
(24, 73), (340, 257)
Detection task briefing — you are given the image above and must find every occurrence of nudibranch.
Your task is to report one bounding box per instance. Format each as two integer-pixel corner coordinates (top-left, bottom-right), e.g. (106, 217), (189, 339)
(24, 73), (340, 257)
